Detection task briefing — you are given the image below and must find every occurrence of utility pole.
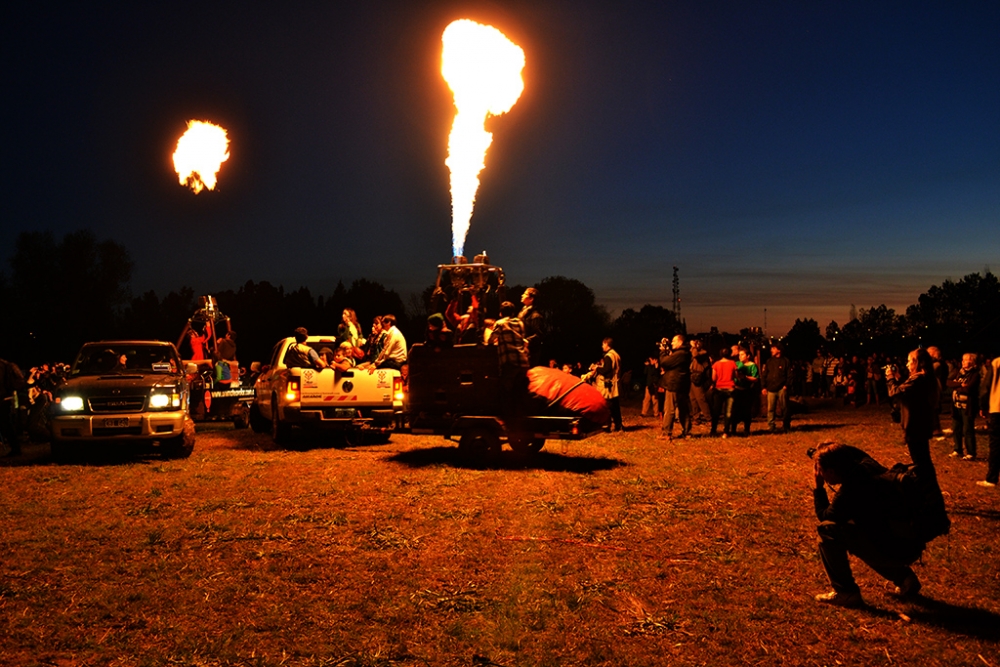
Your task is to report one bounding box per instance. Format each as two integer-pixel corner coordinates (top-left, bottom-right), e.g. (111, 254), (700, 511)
(672, 266), (681, 322)
(764, 308), (768, 337)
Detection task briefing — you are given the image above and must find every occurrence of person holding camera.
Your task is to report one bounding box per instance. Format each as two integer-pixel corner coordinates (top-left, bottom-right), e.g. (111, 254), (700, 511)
(946, 353), (979, 461)
(885, 348), (938, 473)
(811, 442), (925, 607)
(659, 334), (691, 440)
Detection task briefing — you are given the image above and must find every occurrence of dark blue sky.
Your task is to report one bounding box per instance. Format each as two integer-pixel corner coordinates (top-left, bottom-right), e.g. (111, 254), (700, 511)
(3, 1), (998, 333)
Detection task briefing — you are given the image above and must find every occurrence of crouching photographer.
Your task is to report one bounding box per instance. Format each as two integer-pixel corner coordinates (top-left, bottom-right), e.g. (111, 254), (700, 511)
(810, 441), (947, 607)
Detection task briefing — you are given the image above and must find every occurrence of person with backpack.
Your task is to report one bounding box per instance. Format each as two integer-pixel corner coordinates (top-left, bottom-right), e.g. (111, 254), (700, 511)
(811, 441), (936, 607)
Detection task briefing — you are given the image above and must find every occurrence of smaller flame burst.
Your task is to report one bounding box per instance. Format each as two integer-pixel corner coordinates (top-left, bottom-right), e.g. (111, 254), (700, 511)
(172, 120), (230, 193)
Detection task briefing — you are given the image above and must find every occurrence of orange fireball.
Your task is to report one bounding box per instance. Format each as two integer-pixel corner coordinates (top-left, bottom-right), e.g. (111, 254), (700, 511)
(172, 120), (230, 194)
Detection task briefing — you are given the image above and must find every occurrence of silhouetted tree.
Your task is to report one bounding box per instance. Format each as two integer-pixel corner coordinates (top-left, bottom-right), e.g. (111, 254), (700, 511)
(611, 305), (682, 374)
(783, 318), (823, 361)
(905, 272), (1000, 356)
(534, 276), (610, 366)
(8, 230), (133, 361)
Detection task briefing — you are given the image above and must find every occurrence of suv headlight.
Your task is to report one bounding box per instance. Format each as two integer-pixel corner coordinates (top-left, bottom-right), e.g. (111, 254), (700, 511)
(149, 393), (181, 409)
(60, 396), (85, 412)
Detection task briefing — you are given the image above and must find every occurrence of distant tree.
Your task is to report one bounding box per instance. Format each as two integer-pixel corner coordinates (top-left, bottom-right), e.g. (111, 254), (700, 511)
(611, 305), (682, 373)
(534, 276), (610, 366)
(905, 272), (1000, 357)
(8, 230), (133, 361)
(782, 318), (823, 361)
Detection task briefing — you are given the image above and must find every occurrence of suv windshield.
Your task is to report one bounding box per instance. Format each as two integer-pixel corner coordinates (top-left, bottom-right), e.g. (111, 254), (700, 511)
(72, 344), (180, 377)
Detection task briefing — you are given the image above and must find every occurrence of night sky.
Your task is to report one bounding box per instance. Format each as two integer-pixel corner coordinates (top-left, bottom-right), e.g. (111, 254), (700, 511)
(4, 1), (998, 334)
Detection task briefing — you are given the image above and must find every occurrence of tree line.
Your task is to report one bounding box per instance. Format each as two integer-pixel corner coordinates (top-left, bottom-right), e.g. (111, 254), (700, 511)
(2, 230), (997, 373)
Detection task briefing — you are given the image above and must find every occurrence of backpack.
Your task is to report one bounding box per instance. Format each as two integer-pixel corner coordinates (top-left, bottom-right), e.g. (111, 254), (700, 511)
(881, 463), (950, 544)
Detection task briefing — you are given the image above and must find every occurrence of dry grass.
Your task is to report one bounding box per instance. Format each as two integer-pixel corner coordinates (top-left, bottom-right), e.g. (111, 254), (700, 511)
(1, 399), (998, 666)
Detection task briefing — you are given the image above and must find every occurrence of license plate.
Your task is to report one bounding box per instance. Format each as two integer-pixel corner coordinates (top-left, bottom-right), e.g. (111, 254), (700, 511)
(103, 418), (129, 428)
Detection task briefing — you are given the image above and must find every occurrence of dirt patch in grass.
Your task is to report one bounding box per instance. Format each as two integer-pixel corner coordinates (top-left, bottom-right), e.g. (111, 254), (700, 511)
(1, 402), (998, 666)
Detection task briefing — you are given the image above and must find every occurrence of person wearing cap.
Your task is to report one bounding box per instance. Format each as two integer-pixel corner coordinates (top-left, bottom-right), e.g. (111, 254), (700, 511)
(285, 327), (326, 370)
(763, 342), (793, 433)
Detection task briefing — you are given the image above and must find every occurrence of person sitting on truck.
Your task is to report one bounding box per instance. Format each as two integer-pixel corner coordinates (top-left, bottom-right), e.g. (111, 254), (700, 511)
(330, 342), (355, 372)
(425, 313), (452, 351)
(284, 327), (327, 370)
(339, 309), (362, 347)
(373, 315), (407, 370)
(364, 317), (386, 363)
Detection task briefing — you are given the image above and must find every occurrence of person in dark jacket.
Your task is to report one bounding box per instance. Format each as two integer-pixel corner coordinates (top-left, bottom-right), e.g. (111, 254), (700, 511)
(688, 339), (712, 426)
(811, 442), (926, 607)
(946, 353), (979, 460)
(763, 342), (793, 432)
(659, 334), (691, 440)
(886, 348), (938, 472)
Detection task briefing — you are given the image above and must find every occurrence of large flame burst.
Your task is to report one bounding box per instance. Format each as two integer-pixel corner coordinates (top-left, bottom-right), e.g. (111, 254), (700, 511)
(442, 19), (525, 258)
(172, 120), (230, 194)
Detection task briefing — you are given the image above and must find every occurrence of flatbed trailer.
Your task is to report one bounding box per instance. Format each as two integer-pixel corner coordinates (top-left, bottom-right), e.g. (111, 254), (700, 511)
(403, 342), (601, 455)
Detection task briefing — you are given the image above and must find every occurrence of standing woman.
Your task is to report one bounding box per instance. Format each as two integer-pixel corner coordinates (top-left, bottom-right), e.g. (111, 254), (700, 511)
(734, 347), (760, 436)
(886, 348), (938, 472)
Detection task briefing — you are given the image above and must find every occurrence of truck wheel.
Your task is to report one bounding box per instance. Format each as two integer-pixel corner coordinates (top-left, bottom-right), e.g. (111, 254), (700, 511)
(459, 428), (500, 456)
(271, 396), (291, 445)
(163, 419), (196, 459)
(508, 433), (545, 454)
(248, 402), (269, 433)
(232, 402), (250, 430)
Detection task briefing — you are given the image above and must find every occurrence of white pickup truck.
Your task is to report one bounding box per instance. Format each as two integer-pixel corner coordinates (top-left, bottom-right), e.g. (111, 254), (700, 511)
(250, 335), (404, 445)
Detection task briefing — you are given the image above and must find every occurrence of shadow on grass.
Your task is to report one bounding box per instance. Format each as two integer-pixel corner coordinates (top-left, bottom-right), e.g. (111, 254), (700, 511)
(387, 445), (627, 473)
(788, 422), (848, 433)
(948, 505), (1000, 522)
(904, 597), (1000, 641)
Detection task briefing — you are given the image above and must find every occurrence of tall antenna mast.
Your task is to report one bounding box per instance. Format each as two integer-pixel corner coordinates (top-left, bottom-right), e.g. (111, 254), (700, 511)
(672, 266), (681, 322)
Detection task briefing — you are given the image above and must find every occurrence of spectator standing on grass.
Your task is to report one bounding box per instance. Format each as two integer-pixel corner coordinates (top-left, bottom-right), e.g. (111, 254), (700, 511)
(978, 354), (1000, 488)
(886, 348), (939, 475)
(595, 338), (623, 433)
(688, 339), (712, 426)
(812, 351), (826, 397)
(762, 342), (792, 433)
(641, 354), (661, 419)
(927, 346), (947, 438)
(947, 353), (980, 461)
(710, 347), (737, 437)
(659, 334), (691, 440)
(811, 442), (925, 607)
(733, 347), (759, 436)
(824, 355), (839, 398)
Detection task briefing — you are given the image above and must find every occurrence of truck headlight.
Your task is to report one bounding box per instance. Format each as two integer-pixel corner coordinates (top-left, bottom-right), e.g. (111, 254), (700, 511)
(60, 396), (85, 412)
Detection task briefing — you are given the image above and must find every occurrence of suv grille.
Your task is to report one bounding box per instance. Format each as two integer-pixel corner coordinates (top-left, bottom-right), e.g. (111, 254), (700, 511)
(89, 397), (146, 413)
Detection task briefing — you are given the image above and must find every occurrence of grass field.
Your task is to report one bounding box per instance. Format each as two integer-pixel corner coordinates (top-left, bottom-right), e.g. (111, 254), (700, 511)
(1, 399), (998, 666)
